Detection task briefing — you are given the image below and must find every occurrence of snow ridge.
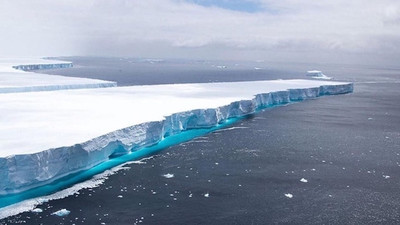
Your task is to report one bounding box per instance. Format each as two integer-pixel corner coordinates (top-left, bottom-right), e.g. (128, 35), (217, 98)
(0, 82), (353, 195)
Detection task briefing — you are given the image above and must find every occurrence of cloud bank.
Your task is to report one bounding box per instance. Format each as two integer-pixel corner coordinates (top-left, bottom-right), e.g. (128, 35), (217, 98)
(0, 0), (399, 65)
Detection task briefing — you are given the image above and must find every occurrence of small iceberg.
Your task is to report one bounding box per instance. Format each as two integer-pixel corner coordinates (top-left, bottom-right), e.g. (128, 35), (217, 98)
(31, 208), (43, 213)
(162, 173), (174, 179)
(306, 70), (332, 80)
(284, 193), (293, 198)
(300, 178), (308, 183)
(51, 209), (70, 217)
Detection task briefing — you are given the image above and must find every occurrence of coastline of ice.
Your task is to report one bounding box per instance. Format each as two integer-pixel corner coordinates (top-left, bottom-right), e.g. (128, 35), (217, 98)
(0, 158), (148, 219)
(0, 58), (117, 93)
(0, 80), (353, 196)
(0, 59), (354, 219)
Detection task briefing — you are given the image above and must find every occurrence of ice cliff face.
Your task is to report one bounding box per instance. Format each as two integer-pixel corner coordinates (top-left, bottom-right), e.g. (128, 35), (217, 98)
(0, 60), (117, 93)
(0, 83), (353, 195)
(0, 82), (117, 94)
(12, 62), (73, 71)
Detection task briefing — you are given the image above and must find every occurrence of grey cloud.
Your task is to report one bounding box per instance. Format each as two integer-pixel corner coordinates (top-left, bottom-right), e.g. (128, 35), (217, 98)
(0, 0), (399, 66)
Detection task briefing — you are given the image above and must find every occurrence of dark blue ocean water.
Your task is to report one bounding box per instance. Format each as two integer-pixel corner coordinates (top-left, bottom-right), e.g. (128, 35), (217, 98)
(1, 57), (400, 224)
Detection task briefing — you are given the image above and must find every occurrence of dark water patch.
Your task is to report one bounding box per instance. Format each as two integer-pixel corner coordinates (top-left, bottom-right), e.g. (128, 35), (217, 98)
(40, 57), (302, 85)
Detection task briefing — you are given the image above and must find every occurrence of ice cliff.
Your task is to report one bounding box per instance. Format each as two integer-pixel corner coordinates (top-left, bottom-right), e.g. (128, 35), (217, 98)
(12, 62), (73, 71)
(0, 82), (353, 195)
(0, 59), (117, 93)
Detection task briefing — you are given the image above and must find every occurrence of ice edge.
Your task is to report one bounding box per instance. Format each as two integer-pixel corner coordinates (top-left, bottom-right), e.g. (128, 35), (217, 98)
(12, 62), (74, 71)
(0, 61), (117, 93)
(0, 82), (353, 195)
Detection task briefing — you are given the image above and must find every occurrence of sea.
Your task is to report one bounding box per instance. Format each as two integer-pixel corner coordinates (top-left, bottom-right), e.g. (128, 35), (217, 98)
(1, 57), (399, 225)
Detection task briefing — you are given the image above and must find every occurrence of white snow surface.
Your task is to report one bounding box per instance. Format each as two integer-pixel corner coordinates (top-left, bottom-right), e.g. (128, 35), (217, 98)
(0, 58), (116, 93)
(0, 78), (353, 195)
(0, 79), (351, 158)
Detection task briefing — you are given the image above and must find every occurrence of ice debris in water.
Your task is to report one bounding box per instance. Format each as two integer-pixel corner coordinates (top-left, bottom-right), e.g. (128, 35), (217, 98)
(204, 193), (210, 198)
(31, 208), (43, 213)
(383, 175), (390, 179)
(300, 178), (308, 183)
(51, 209), (70, 217)
(285, 193), (293, 198)
(163, 173), (174, 178)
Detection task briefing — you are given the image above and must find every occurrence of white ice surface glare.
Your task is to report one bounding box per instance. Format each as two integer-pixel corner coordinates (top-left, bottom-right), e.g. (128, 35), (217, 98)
(0, 65), (353, 195)
(0, 58), (116, 93)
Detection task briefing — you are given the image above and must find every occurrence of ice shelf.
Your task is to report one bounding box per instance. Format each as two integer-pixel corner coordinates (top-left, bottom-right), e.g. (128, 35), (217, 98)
(0, 58), (117, 93)
(0, 79), (353, 195)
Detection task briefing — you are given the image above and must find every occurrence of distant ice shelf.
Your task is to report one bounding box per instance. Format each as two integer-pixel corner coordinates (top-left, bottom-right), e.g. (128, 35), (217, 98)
(0, 79), (353, 195)
(11, 59), (73, 71)
(0, 58), (117, 93)
(306, 70), (332, 80)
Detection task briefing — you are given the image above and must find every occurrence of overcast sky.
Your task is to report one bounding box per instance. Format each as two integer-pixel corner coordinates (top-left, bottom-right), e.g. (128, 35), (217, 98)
(0, 0), (399, 65)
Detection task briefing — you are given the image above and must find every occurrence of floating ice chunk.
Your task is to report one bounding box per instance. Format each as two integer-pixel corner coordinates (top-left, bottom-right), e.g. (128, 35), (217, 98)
(306, 70), (332, 80)
(383, 175), (391, 179)
(285, 193), (293, 198)
(117, 195), (123, 198)
(300, 178), (308, 183)
(31, 208), (43, 213)
(51, 209), (70, 217)
(204, 193), (210, 198)
(162, 173), (174, 179)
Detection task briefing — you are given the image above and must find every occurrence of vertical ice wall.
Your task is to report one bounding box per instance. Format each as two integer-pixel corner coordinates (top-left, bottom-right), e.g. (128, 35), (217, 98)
(12, 62), (73, 71)
(0, 59), (117, 93)
(0, 82), (353, 195)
